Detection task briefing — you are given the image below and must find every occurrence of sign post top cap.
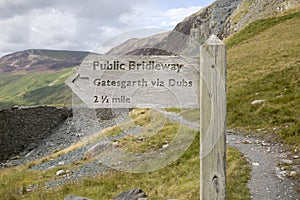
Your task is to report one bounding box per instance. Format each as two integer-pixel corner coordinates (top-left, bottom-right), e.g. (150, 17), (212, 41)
(204, 34), (225, 46)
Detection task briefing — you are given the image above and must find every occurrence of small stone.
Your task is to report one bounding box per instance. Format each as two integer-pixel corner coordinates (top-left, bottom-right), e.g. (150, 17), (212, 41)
(261, 141), (269, 146)
(251, 100), (265, 105)
(47, 165), (56, 170)
(58, 161), (65, 166)
(278, 171), (288, 176)
(113, 188), (147, 200)
(113, 142), (122, 147)
(289, 171), (297, 177)
(162, 144), (169, 149)
(281, 167), (287, 171)
(19, 186), (26, 195)
(242, 139), (252, 144)
(280, 159), (293, 165)
(56, 169), (65, 176)
(227, 129), (235, 134)
(276, 169), (288, 180)
(293, 155), (299, 159)
(64, 195), (91, 200)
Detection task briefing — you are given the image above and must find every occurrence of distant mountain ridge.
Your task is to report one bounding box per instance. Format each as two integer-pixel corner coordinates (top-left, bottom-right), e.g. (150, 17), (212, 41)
(0, 49), (89, 73)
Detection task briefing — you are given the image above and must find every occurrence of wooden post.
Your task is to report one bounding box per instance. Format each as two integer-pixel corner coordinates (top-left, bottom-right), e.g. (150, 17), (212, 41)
(200, 34), (226, 200)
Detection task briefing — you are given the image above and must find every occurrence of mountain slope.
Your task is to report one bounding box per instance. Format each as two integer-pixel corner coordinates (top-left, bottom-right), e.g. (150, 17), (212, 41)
(0, 68), (74, 108)
(226, 7), (300, 145)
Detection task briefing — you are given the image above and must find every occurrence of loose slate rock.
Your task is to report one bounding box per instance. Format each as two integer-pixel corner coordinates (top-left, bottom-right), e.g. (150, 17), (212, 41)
(280, 159), (293, 165)
(83, 141), (111, 160)
(64, 195), (91, 200)
(56, 169), (65, 176)
(251, 99), (265, 105)
(113, 188), (147, 200)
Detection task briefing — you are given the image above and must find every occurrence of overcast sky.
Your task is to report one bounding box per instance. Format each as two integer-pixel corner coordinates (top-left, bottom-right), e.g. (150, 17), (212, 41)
(0, 0), (215, 56)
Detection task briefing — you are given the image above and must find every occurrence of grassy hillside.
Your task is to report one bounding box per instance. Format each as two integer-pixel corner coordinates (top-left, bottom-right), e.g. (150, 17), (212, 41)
(0, 68), (74, 108)
(225, 8), (300, 145)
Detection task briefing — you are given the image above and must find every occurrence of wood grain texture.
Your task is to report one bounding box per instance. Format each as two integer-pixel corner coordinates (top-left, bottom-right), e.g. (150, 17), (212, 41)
(200, 34), (227, 200)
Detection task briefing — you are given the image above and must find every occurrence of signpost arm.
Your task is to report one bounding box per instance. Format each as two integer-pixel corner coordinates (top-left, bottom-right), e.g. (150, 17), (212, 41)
(200, 34), (227, 200)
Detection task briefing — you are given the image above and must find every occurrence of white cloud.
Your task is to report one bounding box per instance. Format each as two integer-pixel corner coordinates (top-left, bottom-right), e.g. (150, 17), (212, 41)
(0, 1), (204, 55)
(29, 9), (77, 47)
(160, 6), (202, 27)
(117, 5), (202, 29)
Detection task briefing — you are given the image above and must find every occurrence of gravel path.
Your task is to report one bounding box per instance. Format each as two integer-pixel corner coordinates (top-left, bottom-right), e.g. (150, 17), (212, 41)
(227, 133), (300, 200)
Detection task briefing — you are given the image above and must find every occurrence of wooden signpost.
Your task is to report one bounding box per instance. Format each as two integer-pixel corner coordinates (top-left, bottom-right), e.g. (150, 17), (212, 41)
(66, 34), (227, 200)
(200, 35), (226, 200)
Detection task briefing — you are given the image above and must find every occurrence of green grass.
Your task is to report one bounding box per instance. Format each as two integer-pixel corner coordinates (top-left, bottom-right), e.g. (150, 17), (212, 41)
(227, 10), (300, 48)
(0, 68), (74, 108)
(164, 108), (181, 113)
(226, 8), (300, 145)
(118, 120), (181, 153)
(226, 147), (251, 200)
